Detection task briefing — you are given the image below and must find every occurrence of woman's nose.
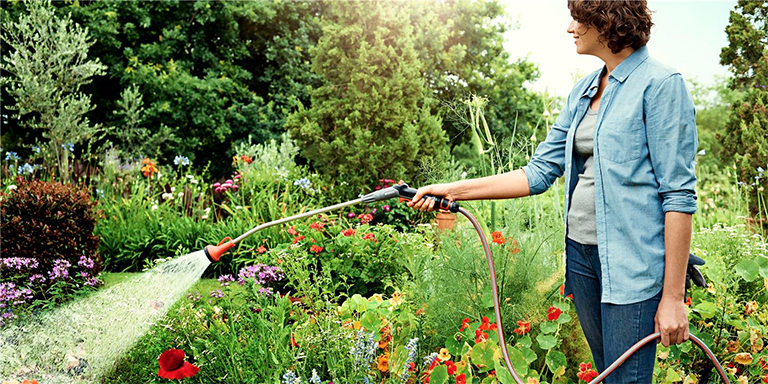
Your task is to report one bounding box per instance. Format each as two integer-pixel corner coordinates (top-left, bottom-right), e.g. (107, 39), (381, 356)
(567, 19), (576, 34)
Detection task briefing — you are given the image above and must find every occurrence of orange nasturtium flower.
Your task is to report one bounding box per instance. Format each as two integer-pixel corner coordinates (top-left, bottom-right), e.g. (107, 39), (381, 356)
(513, 320), (531, 335)
(547, 306), (562, 321)
(141, 158), (159, 178)
(491, 231), (505, 245)
(377, 351), (390, 372)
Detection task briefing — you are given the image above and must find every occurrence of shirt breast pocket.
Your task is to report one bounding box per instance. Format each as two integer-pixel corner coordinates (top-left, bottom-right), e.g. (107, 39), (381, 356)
(598, 117), (645, 163)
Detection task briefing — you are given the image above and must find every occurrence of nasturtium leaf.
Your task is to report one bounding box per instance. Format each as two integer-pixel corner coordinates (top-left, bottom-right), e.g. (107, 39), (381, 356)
(556, 313), (572, 324)
(471, 341), (496, 370)
(545, 350), (567, 378)
(446, 334), (461, 356)
(736, 259), (759, 282)
(756, 256), (768, 278)
(359, 311), (381, 333)
(536, 334), (558, 350)
(540, 321), (558, 334)
(495, 360), (518, 384)
(693, 301), (717, 319)
(517, 335), (532, 348)
(430, 364), (448, 384)
(665, 367), (682, 383)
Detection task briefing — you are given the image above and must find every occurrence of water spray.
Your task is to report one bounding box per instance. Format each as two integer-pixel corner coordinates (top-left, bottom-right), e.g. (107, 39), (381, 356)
(203, 183), (730, 383)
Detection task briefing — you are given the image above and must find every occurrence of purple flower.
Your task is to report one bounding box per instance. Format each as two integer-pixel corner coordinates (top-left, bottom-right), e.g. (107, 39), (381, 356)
(0, 257), (38, 271)
(237, 264), (284, 286)
(78, 255), (95, 269)
(218, 274), (235, 287)
(49, 259), (71, 280)
(383, 205), (391, 212)
(347, 212), (356, 218)
(80, 271), (89, 278)
(210, 289), (225, 299)
(29, 274), (46, 284)
(85, 277), (99, 287)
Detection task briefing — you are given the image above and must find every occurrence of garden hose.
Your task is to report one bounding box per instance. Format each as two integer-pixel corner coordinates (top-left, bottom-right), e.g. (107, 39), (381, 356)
(202, 183), (731, 383)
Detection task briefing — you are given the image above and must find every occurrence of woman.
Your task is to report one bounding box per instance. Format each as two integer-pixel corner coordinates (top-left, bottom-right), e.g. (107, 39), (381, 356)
(406, 1), (697, 382)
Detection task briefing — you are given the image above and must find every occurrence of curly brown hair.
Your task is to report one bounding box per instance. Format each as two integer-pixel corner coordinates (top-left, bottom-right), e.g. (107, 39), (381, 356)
(567, 0), (654, 54)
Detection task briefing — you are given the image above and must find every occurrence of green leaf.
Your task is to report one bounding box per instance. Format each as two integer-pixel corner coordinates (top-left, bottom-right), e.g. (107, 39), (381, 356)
(430, 364), (449, 384)
(693, 301), (718, 319)
(736, 259), (760, 282)
(516, 335), (532, 348)
(446, 334), (461, 356)
(665, 367), (682, 383)
(470, 341), (496, 371)
(495, 360), (519, 384)
(757, 256), (768, 279)
(545, 350), (567, 378)
(520, 346), (537, 364)
(502, 345), (529, 377)
(540, 321), (558, 334)
(556, 313), (572, 324)
(536, 334), (558, 350)
(359, 311), (381, 333)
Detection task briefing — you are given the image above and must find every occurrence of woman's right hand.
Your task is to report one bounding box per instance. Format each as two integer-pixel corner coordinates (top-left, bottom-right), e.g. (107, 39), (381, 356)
(400, 181), (457, 212)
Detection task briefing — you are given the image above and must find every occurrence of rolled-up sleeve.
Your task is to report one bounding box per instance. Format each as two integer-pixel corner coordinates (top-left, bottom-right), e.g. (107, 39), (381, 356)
(645, 74), (698, 214)
(522, 94), (572, 196)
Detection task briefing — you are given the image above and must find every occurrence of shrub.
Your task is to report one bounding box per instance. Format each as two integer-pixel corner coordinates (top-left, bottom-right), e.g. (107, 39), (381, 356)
(0, 179), (103, 324)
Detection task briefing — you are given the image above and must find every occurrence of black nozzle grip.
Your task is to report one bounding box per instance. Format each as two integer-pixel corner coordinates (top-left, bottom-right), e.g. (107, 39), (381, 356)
(393, 184), (460, 213)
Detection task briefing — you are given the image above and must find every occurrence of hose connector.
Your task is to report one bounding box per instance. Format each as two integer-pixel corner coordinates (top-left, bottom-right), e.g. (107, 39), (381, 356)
(204, 237), (235, 263)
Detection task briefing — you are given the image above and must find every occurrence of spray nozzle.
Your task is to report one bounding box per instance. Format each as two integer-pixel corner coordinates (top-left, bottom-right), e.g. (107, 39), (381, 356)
(204, 237), (235, 263)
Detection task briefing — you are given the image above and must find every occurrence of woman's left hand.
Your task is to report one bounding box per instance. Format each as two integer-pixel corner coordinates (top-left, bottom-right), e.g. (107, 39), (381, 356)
(654, 296), (689, 347)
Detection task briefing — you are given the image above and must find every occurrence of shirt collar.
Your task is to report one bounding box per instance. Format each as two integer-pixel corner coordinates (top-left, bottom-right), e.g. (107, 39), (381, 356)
(579, 45), (650, 98)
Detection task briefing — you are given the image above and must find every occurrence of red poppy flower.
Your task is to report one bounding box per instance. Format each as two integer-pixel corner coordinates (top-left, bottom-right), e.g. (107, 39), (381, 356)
(157, 349), (199, 380)
(547, 306), (562, 321)
(459, 318), (470, 331)
(310, 245), (323, 253)
(491, 231), (505, 245)
(445, 360), (457, 375)
(456, 373), (466, 384)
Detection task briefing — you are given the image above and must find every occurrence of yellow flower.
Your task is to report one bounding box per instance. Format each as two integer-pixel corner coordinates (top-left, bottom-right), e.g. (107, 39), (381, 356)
(726, 367), (737, 375)
(438, 348), (451, 362)
(389, 293), (403, 307)
(353, 321), (362, 330)
(369, 294), (384, 303)
(734, 352), (753, 365)
(737, 375), (748, 384)
(706, 283), (716, 294)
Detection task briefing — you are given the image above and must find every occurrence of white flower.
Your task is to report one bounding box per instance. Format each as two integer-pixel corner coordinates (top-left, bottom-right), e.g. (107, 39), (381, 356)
(162, 192), (174, 200)
(151, 204), (158, 211)
(190, 179), (198, 184)
(177, 192), (184, 198)
(8, 185), (17, 191)
(171, 187), (176, 192)
(542, 110), (551, 117)
(461, 171), (467, 179)
(697, 149), (706, 156)
(552, 108), (560, 115)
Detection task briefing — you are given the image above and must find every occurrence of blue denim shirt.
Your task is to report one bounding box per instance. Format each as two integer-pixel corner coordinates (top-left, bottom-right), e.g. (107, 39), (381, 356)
(522, 46), (698, 304)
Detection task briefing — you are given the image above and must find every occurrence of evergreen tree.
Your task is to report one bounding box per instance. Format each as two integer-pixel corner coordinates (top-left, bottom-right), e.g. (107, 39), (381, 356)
(286, 1), (449, 195)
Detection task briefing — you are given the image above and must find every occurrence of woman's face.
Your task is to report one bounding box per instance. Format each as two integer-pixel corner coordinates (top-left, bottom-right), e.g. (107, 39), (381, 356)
(567, 19), (602, 55)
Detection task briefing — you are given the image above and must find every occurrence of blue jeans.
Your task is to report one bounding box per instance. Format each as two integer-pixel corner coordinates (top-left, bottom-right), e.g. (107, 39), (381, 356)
(565, 236), (662, 383)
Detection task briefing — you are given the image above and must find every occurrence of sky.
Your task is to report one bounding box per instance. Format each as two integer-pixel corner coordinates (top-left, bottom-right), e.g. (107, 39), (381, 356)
(501, 0), (737, 98)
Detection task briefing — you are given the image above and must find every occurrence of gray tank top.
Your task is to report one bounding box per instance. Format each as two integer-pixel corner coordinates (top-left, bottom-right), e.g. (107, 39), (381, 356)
(567, 108), (598, 245)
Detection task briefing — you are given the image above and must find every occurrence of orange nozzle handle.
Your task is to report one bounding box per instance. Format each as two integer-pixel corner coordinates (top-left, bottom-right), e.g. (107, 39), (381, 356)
(204, 237), (235, 263)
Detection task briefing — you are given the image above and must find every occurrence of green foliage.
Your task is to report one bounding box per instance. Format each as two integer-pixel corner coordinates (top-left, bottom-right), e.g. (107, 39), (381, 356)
(0, 0), (107, 182)
(287, 1), (449, 197)
(719, 0), (768, 218)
